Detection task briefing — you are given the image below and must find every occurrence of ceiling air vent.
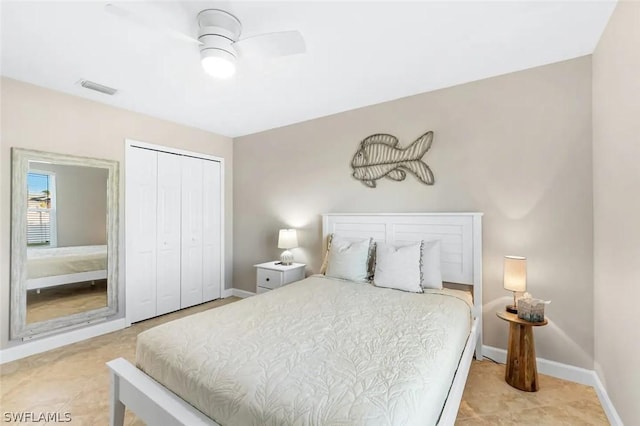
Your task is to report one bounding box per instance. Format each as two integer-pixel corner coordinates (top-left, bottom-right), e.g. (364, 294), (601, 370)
(79, 79), (118, 96)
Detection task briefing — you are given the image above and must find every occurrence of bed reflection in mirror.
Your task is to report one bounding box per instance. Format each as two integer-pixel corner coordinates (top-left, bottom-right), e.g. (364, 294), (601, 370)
(25, 162), (109, 324)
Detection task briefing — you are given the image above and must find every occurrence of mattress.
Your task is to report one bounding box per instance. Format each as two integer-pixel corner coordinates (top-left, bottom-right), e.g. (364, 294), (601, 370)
(136, 276), (473, 426)
(26, 245), (107, 279)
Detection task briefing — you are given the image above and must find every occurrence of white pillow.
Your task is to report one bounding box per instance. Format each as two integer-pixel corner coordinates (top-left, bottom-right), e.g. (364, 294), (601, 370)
(421, 240), (443, 289)
(373, 241), (423, 293)
(325, 236), (372, 282)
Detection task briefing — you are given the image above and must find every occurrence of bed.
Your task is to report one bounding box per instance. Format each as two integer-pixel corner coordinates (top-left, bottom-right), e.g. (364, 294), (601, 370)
(26, 245), (107, 291)
(108, 213), (483, 426)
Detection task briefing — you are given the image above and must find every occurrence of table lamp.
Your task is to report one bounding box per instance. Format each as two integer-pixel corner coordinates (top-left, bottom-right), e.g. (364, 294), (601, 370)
(504, 255), (526, 314)
(278, 229), (298, 266)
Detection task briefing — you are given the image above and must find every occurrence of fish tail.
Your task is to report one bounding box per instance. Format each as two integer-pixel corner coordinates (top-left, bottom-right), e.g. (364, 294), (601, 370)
(404, 131), (433, 160)
(400, 161), (435, 185)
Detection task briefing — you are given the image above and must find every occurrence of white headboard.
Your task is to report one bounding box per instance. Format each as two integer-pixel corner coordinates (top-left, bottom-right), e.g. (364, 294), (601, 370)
(322, 213), (483, 355)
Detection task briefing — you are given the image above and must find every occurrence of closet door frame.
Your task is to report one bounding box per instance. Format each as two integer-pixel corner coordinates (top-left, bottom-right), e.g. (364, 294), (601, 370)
(124, 139), (226, 327)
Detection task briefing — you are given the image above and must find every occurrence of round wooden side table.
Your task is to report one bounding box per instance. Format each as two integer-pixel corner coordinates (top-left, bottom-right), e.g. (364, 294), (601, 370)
(496, 311), (548, 392)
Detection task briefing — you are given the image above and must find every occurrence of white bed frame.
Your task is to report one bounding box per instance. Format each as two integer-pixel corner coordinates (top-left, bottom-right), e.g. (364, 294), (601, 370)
(26, 245), (109, 291)
(107, 212), (483, 426)
(27, 269), (107, 291)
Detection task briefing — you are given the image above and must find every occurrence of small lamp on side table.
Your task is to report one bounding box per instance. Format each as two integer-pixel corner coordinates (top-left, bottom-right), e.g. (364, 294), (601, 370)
(278, 229), (298, 266)
(504, 255), (526, 314)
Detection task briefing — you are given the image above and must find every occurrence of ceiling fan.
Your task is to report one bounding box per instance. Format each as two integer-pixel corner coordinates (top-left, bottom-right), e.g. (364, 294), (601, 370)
(105, 3), (306, 79)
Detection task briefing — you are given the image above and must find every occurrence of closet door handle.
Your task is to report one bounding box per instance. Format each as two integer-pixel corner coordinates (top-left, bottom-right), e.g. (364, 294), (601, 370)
(266, 278), (270, 282)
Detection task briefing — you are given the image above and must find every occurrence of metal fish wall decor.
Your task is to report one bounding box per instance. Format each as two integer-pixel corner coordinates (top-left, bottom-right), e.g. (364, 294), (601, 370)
(351, 131), (435, 188)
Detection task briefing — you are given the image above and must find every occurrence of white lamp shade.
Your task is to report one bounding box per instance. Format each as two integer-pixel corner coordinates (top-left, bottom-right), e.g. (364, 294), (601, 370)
(503, 256), (526, 292)
(278, 229), (298, 249)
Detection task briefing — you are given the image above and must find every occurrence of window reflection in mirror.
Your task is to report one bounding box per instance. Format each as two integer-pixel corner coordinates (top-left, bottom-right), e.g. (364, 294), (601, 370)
(27, 170), (56, 247)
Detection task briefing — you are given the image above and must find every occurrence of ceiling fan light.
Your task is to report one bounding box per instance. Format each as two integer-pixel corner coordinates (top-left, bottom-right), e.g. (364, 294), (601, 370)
(201, 49), (236, 79)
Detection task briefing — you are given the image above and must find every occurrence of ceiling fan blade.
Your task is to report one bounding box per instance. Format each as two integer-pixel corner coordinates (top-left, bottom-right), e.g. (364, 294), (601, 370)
(104, 3), (202, 46)
(233, 31), (306, 59)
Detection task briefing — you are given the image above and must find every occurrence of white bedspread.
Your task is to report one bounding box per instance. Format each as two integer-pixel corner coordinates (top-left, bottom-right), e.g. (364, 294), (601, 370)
(26, 245), (107, 279)
(136, 276), (472, 426)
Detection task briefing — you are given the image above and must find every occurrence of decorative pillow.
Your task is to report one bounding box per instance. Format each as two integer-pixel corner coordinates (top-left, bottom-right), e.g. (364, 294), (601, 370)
(324, 235), (372, 283)
(321, 234), (376, 280)
(421, 240), (443, 289)
(373, 241), (423, 293)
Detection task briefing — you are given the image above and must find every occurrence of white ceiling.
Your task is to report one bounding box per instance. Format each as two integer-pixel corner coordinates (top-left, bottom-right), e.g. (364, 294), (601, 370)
(1, 1), (616, 137)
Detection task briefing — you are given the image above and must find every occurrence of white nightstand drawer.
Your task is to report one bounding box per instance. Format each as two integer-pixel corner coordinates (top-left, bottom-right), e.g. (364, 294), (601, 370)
(257, 268), (283, 289)
(254, 261), (306, 294)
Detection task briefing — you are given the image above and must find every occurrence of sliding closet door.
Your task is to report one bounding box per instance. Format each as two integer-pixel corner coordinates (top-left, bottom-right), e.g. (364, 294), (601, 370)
(181, 156), (204, 308)
(126, 148), (158, 323)
(156, 152), (182, 315)
(202, 160), (222, 301)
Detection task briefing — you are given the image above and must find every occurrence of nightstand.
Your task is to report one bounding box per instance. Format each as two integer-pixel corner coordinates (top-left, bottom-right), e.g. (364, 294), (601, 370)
(254, 261), (305, 294)
(496, 311), (548, 392)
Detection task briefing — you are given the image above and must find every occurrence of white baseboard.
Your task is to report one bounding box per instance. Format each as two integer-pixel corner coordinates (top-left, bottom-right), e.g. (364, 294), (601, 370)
(231, 288), (256, 298)
(482, 345), (622, 426)
(592, 370), (624, 426)
(0, 318), (126, 365)
(222, 288), (233, 298)
(482, 345), (594, 385)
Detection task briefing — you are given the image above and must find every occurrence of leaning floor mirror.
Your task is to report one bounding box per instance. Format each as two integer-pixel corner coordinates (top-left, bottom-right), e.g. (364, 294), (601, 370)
(10, 148), (119, 339)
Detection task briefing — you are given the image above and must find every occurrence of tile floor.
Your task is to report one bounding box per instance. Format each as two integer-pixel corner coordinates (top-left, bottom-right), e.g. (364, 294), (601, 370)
(1, 297), (608, 425)
(26, 280), (108, 324)
(458, 361), (608, 425)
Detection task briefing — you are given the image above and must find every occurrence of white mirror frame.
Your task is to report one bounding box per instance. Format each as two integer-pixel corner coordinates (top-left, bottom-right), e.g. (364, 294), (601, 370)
(10, 148), (119, 339)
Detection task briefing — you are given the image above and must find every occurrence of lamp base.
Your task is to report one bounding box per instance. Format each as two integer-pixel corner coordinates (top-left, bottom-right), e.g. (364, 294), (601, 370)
(506, 304), (518, 314)
(280, 250), (294, 266)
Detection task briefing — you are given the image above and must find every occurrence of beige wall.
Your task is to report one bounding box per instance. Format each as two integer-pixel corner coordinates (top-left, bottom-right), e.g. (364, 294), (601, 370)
(0, 77), (233, 349)
(30, 163), (108, 247)
(234, 56), (594, 368)
(593, 2), (640, 424)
